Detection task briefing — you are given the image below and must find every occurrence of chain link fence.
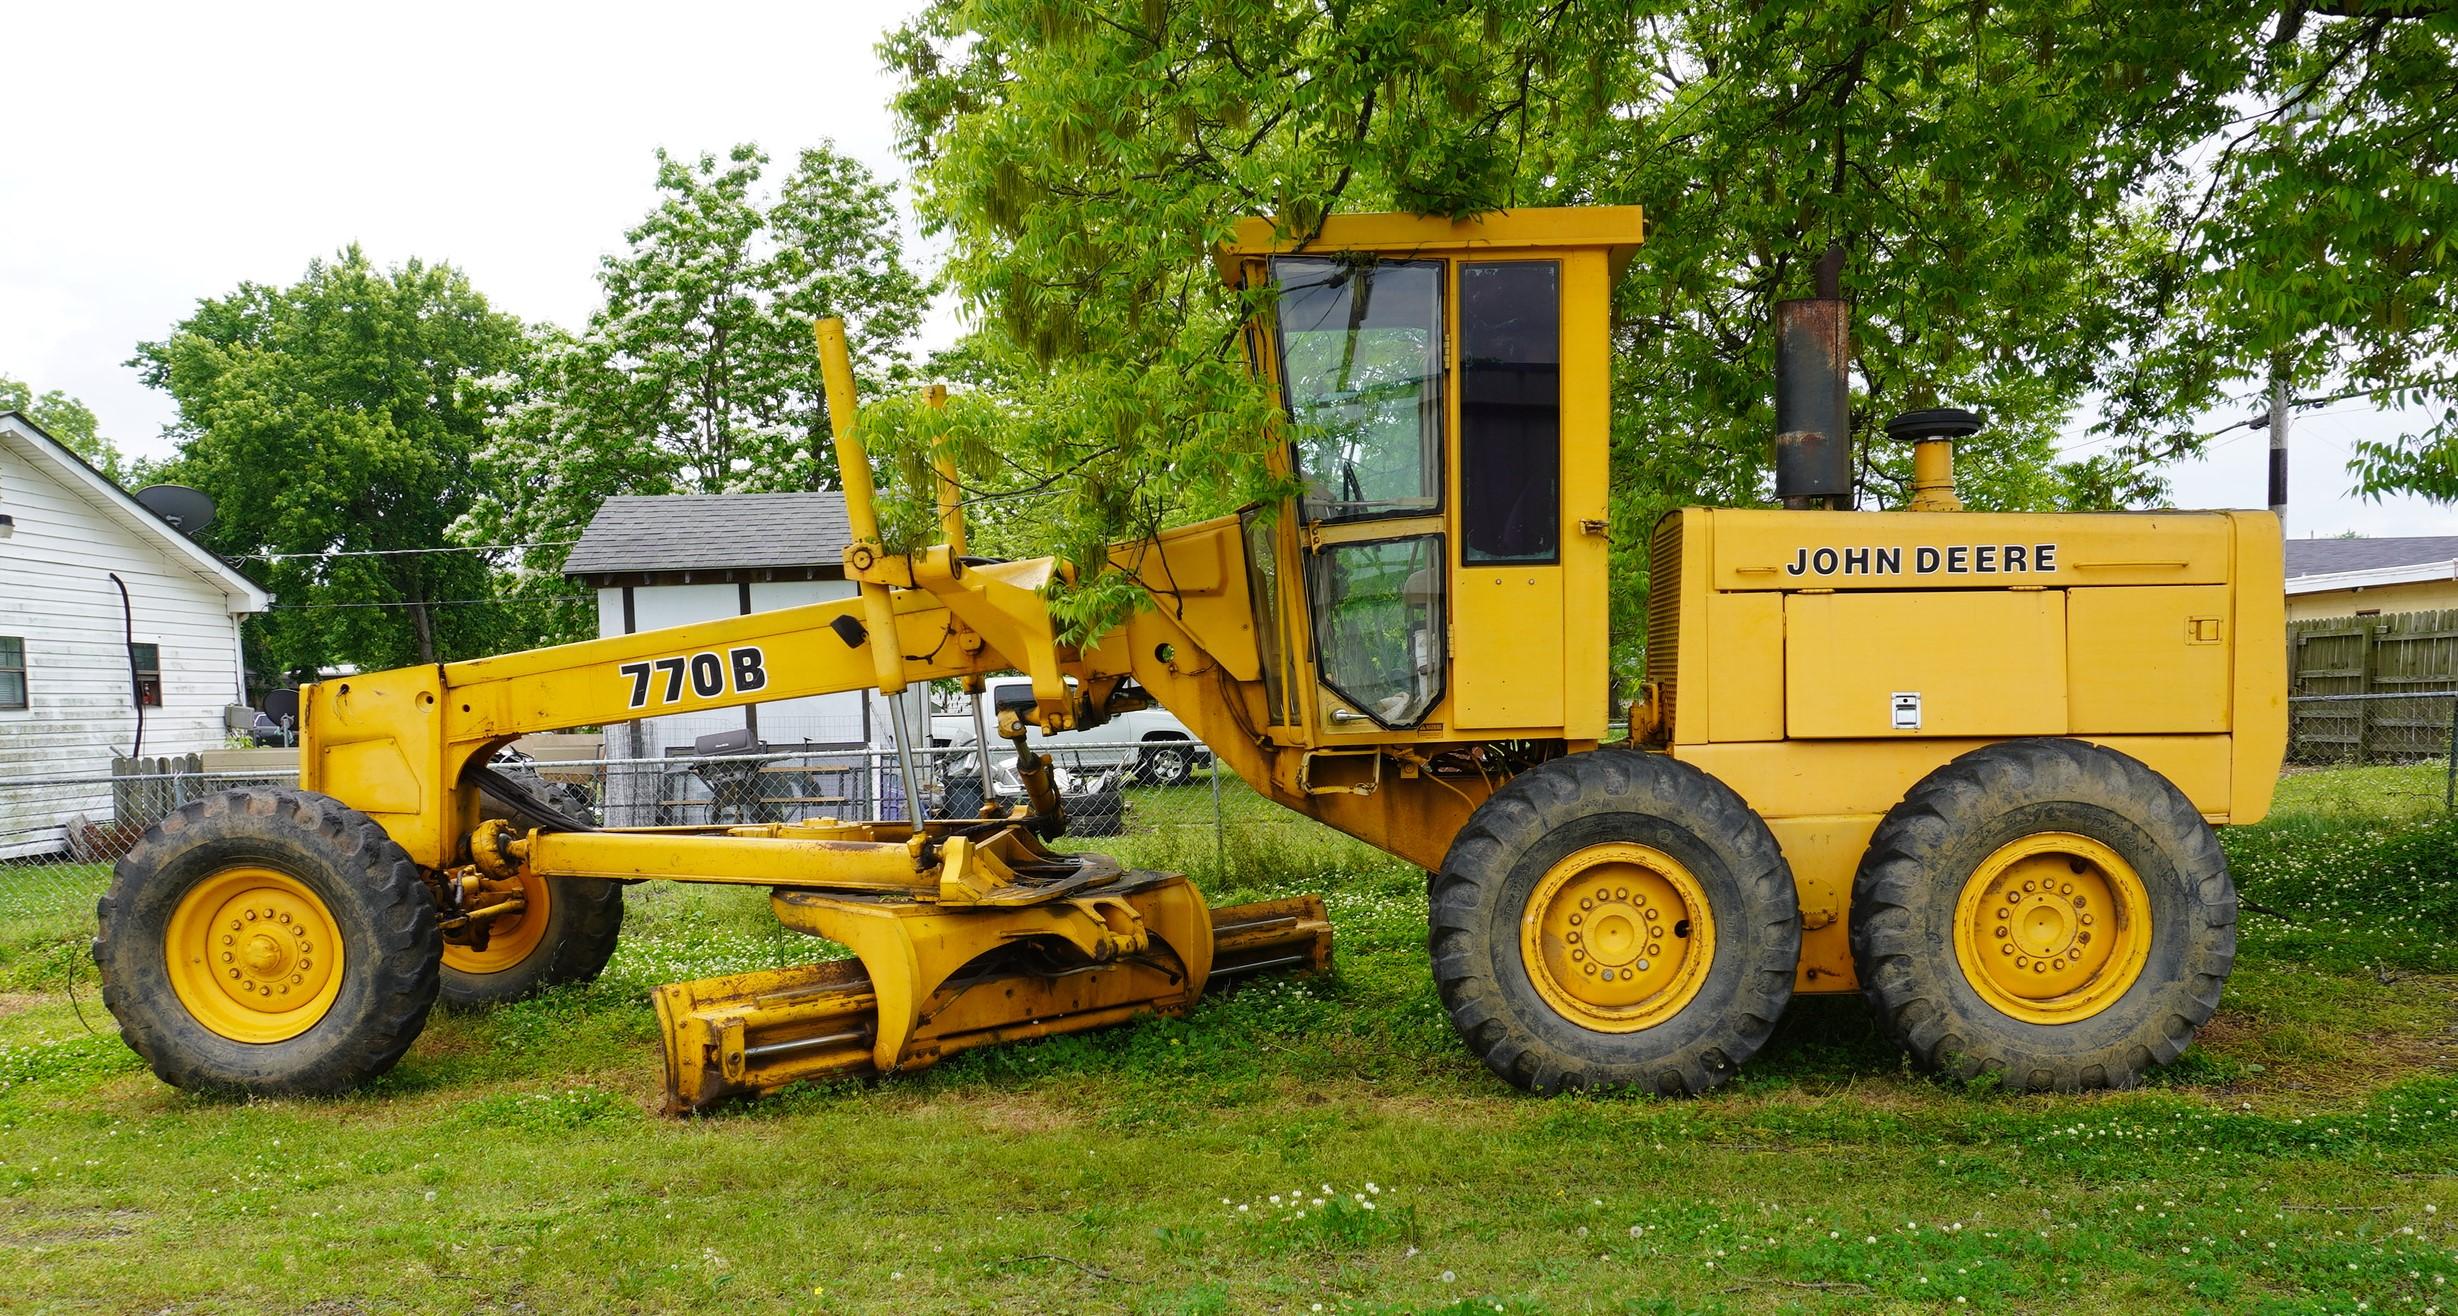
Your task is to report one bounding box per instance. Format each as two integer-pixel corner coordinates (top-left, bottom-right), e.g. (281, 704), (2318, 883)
(8, 700), (2447, 916)
(0, 743), (1273, 916)
(2285, 690), (2458, 811)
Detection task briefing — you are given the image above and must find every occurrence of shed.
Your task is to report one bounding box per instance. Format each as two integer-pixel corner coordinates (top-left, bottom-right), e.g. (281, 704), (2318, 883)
(0, 412), (270, 857)
(562, 493), (871, 758)
(2285, 535), (2458, 622)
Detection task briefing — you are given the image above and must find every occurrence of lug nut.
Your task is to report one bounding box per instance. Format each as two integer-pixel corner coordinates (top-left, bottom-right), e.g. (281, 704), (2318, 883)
(1600, 969), (1614, 982)
(228, 968), (240, 979)
(1645, 942), (1660, 957)
(2001, 943), (2015, 956)
(1579, 897), (1592, 910)
(1572, 949), (1585, 961)
(1569, 914), (1582, 927)
(1568, 931), (1581, 944)
(1994, 927), (2008, 939)
(244, 910), (257, 921)
(278, 912), (291, 924)
(1614, 887), (1628, 900)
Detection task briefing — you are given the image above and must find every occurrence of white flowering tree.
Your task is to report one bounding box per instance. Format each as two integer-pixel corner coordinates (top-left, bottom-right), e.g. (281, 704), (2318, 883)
(462, 142), (929, 613)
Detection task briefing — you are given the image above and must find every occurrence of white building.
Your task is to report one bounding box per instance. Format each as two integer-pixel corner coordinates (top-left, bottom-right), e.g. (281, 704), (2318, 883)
(0, 413), (269, 857)
(562, 492), (873, 759)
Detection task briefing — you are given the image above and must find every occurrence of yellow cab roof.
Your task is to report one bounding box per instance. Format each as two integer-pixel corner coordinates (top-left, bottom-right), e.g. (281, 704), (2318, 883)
(1216, 205), (1645, 284)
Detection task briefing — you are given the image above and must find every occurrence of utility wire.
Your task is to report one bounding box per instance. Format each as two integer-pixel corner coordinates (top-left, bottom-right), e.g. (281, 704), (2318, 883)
(236, 540), (578, 562)
(265, 596), (595, 611)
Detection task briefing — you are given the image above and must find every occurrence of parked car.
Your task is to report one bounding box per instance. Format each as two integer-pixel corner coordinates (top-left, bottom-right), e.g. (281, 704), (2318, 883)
(935, 751), (1127, 837)
(930, 675), (1209, 786)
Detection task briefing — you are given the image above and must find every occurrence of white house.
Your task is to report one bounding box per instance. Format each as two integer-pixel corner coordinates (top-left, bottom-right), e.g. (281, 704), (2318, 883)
(0, 412), (269, 857)
(561, 492), (872, 757)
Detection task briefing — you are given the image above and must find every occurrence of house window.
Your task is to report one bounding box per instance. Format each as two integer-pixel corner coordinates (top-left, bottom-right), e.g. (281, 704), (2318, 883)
(131, 643), (162, 708)
(0, 637), (23, 710)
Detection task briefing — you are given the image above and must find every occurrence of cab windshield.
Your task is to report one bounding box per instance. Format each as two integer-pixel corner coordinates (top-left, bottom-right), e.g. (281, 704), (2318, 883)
(1270, 256), (1444, 524)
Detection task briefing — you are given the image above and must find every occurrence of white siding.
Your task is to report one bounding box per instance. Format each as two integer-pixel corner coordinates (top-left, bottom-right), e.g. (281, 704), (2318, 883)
(747, 580), (866, 746)
(0, 441), (250, 857)
(592, 578), (867, 759)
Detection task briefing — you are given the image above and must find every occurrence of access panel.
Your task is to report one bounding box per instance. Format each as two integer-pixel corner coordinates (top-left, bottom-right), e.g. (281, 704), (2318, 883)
(1784, 591), (2068, 739)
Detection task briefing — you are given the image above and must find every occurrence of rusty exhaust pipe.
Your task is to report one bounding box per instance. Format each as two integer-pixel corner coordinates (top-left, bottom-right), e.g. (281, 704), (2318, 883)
(1774, 246), (1852, 510)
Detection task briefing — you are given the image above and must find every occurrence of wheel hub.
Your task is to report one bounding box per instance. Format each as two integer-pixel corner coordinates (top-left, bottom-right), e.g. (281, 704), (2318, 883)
(442, 872), (550, 975)
(165, 866), (346, 1043)
(1952, 832), (2151, 1024)
(1521, 843), (1714, 1032)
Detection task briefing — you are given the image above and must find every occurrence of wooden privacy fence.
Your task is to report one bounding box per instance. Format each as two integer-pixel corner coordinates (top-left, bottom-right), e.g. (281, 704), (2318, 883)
(109, 754), (213, 832)
(2289, 609), (2458, 764)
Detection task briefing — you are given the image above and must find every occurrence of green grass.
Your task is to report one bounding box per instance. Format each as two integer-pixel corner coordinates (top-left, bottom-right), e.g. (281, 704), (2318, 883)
(0, 770), (2453, 1313)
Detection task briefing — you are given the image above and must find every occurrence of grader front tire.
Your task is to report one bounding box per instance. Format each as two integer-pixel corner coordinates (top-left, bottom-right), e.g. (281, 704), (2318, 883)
(438, 875), (624, 1009)
(1430, 750), (1799, 1095)
(92, 786), (442, 1097)
(1849, 738), (2236, 1093)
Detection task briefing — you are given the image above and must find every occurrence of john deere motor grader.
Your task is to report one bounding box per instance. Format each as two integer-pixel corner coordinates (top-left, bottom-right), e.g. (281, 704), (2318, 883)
(95, 206), (2285, 1110)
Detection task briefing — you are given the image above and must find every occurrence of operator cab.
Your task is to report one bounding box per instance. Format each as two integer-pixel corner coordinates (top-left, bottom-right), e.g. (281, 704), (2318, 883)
(1220, 208), (1644, 747)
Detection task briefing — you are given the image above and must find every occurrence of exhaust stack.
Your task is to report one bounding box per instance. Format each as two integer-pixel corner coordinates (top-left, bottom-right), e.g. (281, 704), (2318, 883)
(1774, 247), (1852, 509)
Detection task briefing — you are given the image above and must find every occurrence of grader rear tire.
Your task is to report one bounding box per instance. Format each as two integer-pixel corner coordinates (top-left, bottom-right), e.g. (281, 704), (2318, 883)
(92, 786), (441, 1097)
(438, 875), (624, 1009)
(1430, 750), (1800, 1095)
(1850, 738), (2235, 1093)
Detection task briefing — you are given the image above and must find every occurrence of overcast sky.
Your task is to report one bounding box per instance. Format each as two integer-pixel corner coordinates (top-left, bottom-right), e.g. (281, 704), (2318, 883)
(1, 0), (2446, 541)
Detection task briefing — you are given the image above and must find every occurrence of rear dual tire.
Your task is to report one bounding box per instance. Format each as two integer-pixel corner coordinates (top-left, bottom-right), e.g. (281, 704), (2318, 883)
(1430, 750), (1799, 1095)
(1851, 738), (2235, 1092)
(1427, 741), (2232, 1098)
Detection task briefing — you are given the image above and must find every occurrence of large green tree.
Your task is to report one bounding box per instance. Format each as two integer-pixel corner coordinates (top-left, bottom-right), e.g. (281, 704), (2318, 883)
(880, 0), (2455, 658)
(459, 142), (930, 578)
(1, 373), (131, 481)
(134, 248), (536, 674)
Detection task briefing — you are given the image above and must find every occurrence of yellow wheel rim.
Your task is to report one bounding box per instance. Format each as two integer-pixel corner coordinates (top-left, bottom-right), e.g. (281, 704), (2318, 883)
(165, 866), (345, 1043)
(1520, 843), (1715, 1032)
(442, 873), (550, 976)
(1952, 831), (2152, 1024)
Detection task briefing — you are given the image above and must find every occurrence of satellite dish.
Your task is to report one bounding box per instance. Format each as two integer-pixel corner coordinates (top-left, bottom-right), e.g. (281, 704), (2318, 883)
(136, 484), (217, 536)
(260, 688), (301, 724)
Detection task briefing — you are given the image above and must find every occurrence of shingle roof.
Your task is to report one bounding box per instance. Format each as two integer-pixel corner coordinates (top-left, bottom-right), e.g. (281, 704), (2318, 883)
(562, 493), (852, 579)
(2284, 535), (2458, 579)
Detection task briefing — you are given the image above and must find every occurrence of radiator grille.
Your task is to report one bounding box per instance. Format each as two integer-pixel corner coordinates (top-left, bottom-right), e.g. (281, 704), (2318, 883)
(1645, 513), (1683, 740)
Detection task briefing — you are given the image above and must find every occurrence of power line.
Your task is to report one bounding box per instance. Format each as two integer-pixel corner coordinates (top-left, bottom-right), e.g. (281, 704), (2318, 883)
(236, 540), (578, 563)
(265, 596), (595, 612)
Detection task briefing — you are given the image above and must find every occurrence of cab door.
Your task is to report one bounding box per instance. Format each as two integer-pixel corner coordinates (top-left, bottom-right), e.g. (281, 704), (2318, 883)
(1449, 260), (1567, 730)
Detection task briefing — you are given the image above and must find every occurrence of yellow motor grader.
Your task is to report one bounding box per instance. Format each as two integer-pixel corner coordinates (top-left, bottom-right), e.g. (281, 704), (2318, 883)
(94, 206), (2285, 1111)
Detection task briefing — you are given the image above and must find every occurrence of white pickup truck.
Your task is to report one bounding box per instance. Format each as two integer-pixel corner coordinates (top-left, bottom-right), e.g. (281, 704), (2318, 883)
(928, 675), (1209, 786)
